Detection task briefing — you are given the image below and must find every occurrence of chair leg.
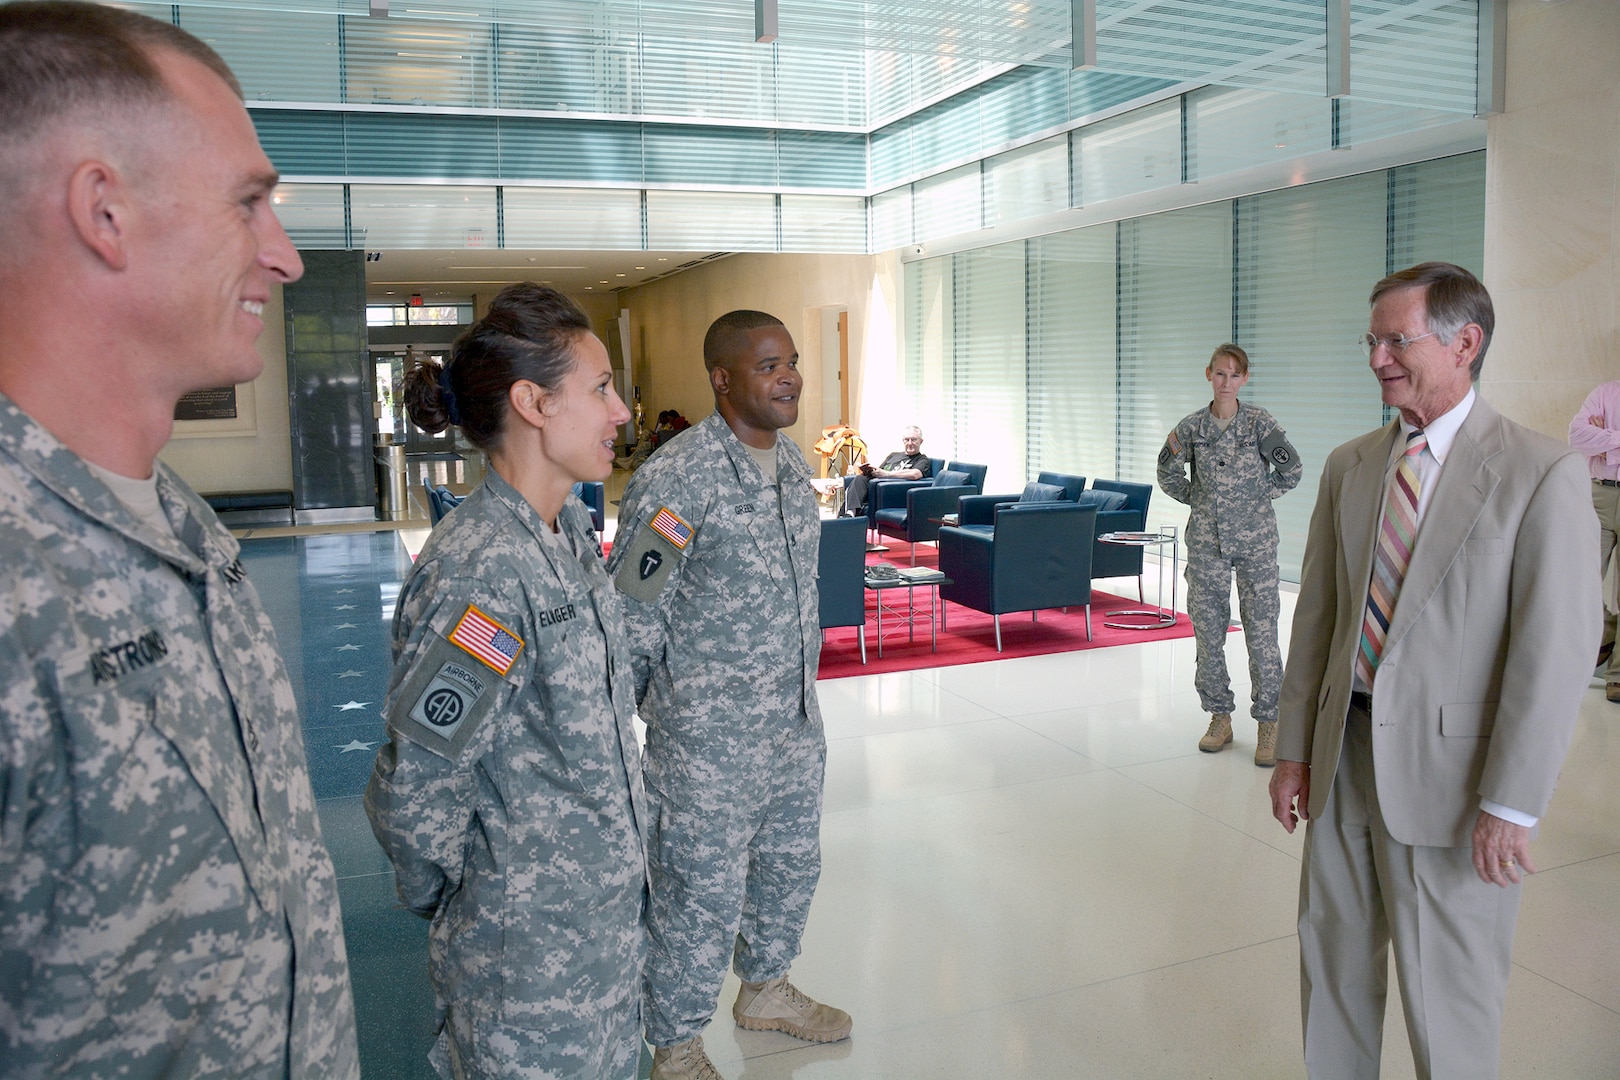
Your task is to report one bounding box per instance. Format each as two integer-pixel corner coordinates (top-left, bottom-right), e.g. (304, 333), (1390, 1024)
(1084, 603), (1092, 641)
(1031, 610), (1038, 623)
(858, 625), (867, 666)
(1137, 575), (1144, 603)
(994, 613), (1002, 652)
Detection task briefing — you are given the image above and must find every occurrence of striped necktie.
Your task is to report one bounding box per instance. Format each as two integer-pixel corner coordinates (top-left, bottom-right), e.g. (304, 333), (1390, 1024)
(1356, 429), (1427, 689)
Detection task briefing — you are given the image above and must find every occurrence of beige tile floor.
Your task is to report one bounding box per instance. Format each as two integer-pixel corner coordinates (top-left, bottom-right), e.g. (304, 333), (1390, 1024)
(685, 582), (1620, 1080)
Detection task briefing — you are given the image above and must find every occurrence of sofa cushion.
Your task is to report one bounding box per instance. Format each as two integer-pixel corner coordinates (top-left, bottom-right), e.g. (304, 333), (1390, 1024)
(1019, 481), (1067, 503)
(1077, 489), (1128, 512)
(935, 469), (970, 488)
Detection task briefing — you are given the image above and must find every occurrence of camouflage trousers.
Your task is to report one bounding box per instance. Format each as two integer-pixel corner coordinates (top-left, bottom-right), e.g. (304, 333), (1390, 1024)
(642, 713), (826, 1047)
(1185, 545), (1282, 724)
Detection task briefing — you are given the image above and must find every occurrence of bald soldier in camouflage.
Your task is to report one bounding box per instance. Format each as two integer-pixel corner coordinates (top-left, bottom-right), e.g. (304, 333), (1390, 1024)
(367, 284), (647, 1078)
(1158, 344), (1303, 766)
(608, 311), (851, 1080)
(0, 4), (357, 1075)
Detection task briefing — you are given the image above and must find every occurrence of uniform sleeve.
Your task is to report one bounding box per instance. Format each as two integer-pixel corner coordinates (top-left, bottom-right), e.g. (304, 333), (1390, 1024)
(604, 469), (686, 704)
(0, 629), (66, 966)
(1257, 410), (1304, 498)
(1157, 419), (1194, 505)
(364, 568), (520, 918)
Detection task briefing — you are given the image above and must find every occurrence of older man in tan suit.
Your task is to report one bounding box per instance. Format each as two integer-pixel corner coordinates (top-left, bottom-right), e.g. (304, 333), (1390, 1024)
(1269, 262), (1601, 1080)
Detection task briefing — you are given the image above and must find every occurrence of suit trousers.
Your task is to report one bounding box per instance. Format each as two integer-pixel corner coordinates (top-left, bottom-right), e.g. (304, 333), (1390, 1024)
(1298, 701), (1521, 1080)
(1593, 480), (1620, 680)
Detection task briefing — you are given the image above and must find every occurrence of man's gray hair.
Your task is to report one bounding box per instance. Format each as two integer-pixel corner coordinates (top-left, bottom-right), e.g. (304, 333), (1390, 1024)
(1370, 262), (1495, 380)
(902, 426), (923, 439)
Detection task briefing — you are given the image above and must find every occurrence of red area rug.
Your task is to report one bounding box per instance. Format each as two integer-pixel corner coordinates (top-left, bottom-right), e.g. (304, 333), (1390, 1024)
(817, 540), (1195, 680)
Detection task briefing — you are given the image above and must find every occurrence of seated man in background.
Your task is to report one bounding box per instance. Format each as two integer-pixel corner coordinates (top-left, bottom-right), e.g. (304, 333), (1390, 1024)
(843, 424), (931, 516)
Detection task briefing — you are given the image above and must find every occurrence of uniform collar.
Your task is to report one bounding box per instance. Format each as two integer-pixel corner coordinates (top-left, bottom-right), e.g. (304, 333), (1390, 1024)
(0, 391), (224, 575)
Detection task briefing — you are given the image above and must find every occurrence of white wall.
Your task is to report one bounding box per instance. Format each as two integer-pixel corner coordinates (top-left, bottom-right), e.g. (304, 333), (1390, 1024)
(1481, 0), (1620, 437)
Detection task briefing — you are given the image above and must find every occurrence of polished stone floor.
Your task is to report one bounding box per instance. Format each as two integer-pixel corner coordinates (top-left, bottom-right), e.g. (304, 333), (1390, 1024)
(239, 530), (1620, 1080)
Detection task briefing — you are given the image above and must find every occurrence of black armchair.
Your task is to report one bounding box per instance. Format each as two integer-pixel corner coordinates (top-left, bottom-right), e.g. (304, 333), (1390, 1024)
(1087, 480), (1154, 599)
(846, 455), (944, 524)
(422, 479), (463, 525)
(956, 471), (1086, 528)
(872, 460), (989, 562)
(938, 502), (1097, 652)
(818, 515), (869, 665)
(571, 480), (606, 535)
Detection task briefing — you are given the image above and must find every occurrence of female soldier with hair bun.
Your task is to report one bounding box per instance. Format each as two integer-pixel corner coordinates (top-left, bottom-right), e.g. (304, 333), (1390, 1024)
(1158, 343), (1302, 767)
(365, 283), (646, 1079)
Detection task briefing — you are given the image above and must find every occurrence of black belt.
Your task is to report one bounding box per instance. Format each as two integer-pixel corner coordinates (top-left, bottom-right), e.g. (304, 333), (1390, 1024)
(1349, 690), (1372, 715)
(1595, 478), (1620, 488)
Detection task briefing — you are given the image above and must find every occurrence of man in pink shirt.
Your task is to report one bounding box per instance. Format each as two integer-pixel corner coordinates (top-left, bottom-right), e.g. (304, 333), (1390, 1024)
(1569, 378), (1620, 702)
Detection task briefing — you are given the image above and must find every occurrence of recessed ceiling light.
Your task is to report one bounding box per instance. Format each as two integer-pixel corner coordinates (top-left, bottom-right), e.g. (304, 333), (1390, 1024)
(635, 266), (645, 270)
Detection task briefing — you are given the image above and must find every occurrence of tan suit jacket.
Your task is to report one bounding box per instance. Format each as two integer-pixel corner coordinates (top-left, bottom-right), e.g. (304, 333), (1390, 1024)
(1276, 397), (1601, 847)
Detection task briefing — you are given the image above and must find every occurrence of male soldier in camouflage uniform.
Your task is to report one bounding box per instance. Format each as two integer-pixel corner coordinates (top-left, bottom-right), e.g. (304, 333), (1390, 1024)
(607, 311), (851, 1080)
(0, 4), (358, 1076)
(1158, 344), (1303, 766)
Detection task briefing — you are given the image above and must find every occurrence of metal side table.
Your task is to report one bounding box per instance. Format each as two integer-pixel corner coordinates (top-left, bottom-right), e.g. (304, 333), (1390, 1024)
(1096, 524), (1179, 630)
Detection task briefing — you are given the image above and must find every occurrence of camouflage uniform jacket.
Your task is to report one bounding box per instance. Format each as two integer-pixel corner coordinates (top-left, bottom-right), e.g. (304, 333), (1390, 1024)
(365, 470), (647, 1077)
(608, 411), (821, 730)
(1158, 400), (1303, 550)
(0, 394), (359, 1079)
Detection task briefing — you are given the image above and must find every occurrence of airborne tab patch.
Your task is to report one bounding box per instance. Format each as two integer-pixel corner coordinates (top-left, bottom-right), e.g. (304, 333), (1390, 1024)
(448, 604), (524, 675)
(388, 636), (502, 761)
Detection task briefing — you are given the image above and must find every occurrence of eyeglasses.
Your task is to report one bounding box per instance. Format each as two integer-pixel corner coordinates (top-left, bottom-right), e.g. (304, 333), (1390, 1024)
(1357, 331), (1436, 356)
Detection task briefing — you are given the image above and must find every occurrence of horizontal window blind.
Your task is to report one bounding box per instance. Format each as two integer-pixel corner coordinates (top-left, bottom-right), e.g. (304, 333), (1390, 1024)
(1232, 171), (1388, 580)
(644, 190), (776, 250)
(984, 135), (1069, 228)
(779, 195), (867, 253)
(950, 244), (1027, 489)
(1074, 98), (1180, 208)
(899, 149), (1485, 582)
(349, 184), (498, 248)
(501, 187), (644, 249)
(1026, 225), (1118, 484)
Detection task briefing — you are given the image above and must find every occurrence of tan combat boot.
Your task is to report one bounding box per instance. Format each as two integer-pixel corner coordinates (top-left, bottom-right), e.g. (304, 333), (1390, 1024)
(1254, 720), (1278, 767)
(733, 976), (852, 1043)
(650, 1035), (724, 1080)
(1198, 712), (1234, 753)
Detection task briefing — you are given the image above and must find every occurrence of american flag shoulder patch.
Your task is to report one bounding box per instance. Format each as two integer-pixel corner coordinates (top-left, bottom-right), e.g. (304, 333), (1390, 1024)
(1166, 429), (1182, 456)
(448, 604), (524, 675)
(648, 507), (693, 550)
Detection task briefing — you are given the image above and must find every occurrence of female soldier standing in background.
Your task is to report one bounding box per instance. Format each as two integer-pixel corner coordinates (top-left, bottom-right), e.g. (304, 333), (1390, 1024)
(1158, 343), (1302, 767)
(366, 283), (646, 1079)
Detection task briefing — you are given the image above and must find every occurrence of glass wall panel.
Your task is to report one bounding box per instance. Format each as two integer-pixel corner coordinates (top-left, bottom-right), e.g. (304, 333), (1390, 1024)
(493, 25), (635, 115)
(1074, 98), (1181, 207)
(1188, 87), (1331, 183)
(1233, 172), (1388, 579)
(780, 196), (867, 252)
(185, 9), (341, 104)
(645, 191), (776, 250)
(870, 187), (914, 251)
(985, 136), (1069, 227)
(349, 185), (498, 249)
(1387, 153), (1486, 275)
(344, 17), (492, 109)
(274, 183), (348, 249)
(899, 150), (1485, 582)
(502, 188), (644, 249)
(913, 163), (982, 242)
(1026, 225), (1117, 481)
(1115, 201), (1233, 544)
(948, 244), (1027, 486)
(904, 255), (953, 446)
